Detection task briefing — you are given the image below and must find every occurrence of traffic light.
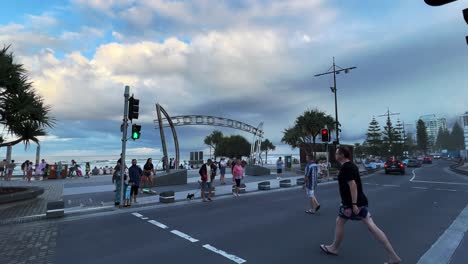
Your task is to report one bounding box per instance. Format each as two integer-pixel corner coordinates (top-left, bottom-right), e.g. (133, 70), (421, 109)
(321, 128), (329, 142)
(424, 0), (457, 6)
(128, 96), (140, 121)
(464, 8), (468, 45)
(131, 124), (141, 140)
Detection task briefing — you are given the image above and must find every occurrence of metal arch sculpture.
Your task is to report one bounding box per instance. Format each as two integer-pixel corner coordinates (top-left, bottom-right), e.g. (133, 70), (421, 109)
(154, 110), (264, 167)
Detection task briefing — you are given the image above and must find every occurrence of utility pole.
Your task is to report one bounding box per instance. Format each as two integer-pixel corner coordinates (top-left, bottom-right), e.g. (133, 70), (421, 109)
(315, 57), (356, 145)
(120, 86), (130, 207)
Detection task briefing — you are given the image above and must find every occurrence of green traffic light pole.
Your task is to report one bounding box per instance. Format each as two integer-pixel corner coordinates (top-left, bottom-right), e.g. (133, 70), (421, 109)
(119, 85), (130, 208)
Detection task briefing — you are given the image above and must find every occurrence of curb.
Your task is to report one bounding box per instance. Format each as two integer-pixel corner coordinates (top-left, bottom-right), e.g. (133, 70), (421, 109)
(449, 163), (468, 176)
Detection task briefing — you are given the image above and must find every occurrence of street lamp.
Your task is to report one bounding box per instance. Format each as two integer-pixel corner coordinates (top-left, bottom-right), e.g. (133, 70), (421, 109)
(315, 57), (356, 145)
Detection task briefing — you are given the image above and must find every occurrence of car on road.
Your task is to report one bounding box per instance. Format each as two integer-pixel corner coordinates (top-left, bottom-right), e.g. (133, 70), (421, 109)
(433, 155), (441, 159)
(406, 159), (421, 168)
(384, 159), (406, 175)
(423, 156), (433, 164)
(364, 159), (385, 169)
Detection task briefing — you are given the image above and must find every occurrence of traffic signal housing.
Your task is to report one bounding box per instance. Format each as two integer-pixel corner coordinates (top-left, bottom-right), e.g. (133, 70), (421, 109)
(424, 0), (457, 6)
(128, 96), (140, 121)
(131, 124), (141, 140)
(321, 128), (330, 142)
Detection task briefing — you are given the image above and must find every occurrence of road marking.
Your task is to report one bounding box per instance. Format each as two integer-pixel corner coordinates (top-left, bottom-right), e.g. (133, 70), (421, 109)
(410, 169), (417, 181)
(170, 230), (199, 243)
(412, 187), (429, 190)
(141, 217), (149, 220)
(416, 203), (468, 264)
(411, 180), (468, 186)
(383, 184), (400, 187)
(131, 212), (143, 218)
(364, 183), (379, 186)
(148, 220), (168, 229)
(203, 244), (247, 264)
(434, 188), (457, 192)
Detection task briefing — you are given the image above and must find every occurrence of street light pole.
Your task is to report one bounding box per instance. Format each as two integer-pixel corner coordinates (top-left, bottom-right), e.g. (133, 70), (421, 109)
(315, 57), (356, 145)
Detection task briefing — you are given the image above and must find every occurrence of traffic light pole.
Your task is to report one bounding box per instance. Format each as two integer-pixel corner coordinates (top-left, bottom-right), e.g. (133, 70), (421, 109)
(120, 85), (130, 208)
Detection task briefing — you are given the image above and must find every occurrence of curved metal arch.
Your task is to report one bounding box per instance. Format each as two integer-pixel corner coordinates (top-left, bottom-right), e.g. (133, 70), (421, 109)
(154, 115), (264, 137)
(156, 104), (180, 172)
(250, 122), (263, 165)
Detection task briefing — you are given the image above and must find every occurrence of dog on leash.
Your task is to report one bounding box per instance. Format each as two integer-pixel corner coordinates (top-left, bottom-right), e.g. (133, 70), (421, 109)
(187, 181), (202, 200)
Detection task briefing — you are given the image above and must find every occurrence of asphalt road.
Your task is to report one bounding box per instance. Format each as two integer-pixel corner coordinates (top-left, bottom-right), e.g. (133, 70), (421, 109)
(2, 160), (466, 264)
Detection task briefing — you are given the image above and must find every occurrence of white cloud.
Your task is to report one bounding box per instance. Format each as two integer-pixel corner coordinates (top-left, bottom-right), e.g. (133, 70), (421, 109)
(37, 135), (73, 142)
(60, 26), (104, 40)
(112, 31), (124, 40)
(26, 13), (58, 28)
(127, 147), (161, 155)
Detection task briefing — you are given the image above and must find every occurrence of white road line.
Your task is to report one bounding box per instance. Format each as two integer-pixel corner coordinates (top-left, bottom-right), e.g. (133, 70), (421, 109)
(203, 244), (247, 264)
(410, 170), (417, 181)
(131, 212), (143, 218)
(364, 183), (379, 186)
(411, 180), (468, 186)
(412, 187), (429, 190)
(148, 220), (168, 229)
(383, 184), (400, 187)
(170, 230), (199, 243)
(141, 217), (149, 220)
(417, 203), (468, 264)
(434, 188), (457, 192)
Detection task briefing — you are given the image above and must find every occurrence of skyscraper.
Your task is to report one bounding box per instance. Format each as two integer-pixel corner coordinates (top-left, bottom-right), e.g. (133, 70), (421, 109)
(460, 111), (468, 151)
(418, 114), (447, 146)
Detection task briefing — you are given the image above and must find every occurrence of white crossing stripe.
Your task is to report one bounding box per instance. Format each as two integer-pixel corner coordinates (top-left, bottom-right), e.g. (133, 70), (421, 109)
(411, 180), (468, 186)
(383, 184), (400, 187)
(434, 188), (457, 192)
(148, 220), (168, 229)
(141, 217), (149, 220)
(131, 212), (143, 218)
(170, 230), (199, 243)
(203, 244), (247, 264)
(412, 187), (429, 190)
(417, 204), (468, 264)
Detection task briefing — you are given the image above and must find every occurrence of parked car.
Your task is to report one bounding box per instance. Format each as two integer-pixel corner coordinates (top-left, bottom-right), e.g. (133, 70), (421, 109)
(423, 156), (433, 164)
(406, 159), (421, 168)
(364, 159), (385, 169)
(384, 159), (406, 175)
(433, 155), (441, 159)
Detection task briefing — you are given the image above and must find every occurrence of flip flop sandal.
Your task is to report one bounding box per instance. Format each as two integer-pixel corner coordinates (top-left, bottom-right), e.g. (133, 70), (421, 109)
(320, 245), (338, 256)
(305, 209), (315, 214)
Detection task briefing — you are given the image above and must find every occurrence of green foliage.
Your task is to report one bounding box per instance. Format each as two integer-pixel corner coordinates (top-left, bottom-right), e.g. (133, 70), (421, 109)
(416, 119), (429, 155)
(281, 108), (335, 158)
(0, 46), (54, 148)
(214, 135), (251, 159)
(204, 130), (223, 158)
(365, 117), (382, 156)
(260, 139), (276, 162)
(449, 122), (465, 151)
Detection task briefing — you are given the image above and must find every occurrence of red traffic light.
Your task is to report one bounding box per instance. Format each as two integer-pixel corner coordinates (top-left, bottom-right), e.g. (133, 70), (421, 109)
(321, 128), (329, 142)
(322, 129), (328, 135)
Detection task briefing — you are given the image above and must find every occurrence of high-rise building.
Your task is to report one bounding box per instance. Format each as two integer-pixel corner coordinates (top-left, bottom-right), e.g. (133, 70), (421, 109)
(418, 114), (447, 146)
(460, 111), (468, 151)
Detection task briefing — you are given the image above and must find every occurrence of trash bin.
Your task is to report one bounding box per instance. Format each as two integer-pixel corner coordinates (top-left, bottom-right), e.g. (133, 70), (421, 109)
(61, 165), (68, 178)
(285, 155), (292, 169)
(49, 165), (57, 179)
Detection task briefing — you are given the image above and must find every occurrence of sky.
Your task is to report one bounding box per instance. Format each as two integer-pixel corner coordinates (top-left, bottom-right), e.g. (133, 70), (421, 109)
(1, 0), (467, 160)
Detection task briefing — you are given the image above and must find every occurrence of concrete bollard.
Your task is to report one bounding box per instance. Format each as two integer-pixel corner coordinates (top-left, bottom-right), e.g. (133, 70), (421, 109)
(258, 181), (271, 191)
(159, 191), (175, 203)
(296, 178), (305, 186)
(232, 184), (246, 193)
(46, 201), (65, 218)
(279, 179), (293, 188)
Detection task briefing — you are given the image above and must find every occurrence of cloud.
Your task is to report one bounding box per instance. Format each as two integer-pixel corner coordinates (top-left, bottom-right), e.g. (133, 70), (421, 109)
(127, 147), (161, 155)
(60, 26), (104, 40)
(37, 135), (73, 142)
(26, 13), (58, 28)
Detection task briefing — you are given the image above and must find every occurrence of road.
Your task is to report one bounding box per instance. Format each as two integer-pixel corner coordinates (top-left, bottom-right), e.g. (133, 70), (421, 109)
(1, 160), (467, 264)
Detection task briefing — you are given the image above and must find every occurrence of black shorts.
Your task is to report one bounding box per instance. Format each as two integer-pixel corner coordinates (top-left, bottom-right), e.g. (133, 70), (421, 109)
(338, 205), (370, 221)
(277, 169), (282, 174)
(235, 179), (241, 187)
(131, 185), (139, 196)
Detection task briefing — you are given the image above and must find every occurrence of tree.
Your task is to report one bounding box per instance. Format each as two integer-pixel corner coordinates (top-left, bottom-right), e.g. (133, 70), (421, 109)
(281, 108), (335, 159)
(0, 46), (54, 149)
(204, 130), (223, 159)
(365, 117), (382, 156)
(416, 119), (429, 155)
(260, 139), (276, 164)
(381, 115), (403, 158)
(405, 132), (416, 156)
(214, 135), (251, 159)
(354, 143), (366, 160)
(449, 122), (465, 151)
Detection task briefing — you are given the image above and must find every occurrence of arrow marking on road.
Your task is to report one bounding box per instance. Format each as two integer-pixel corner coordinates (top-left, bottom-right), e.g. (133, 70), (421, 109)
(148, 220), (168, 229)
(203, 244), (247, 264)
(170, 230), (199, 243)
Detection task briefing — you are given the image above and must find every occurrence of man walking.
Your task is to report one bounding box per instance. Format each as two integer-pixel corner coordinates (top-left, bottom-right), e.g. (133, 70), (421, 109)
(128, 159), (142, 204)
(276, 157), (283, 180)
(320, 146), (401, 264)
(199, 159), (215, 202)
(304, 155), (321, 214)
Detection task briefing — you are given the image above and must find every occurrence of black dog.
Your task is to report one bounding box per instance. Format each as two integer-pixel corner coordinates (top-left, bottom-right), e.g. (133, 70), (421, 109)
(186, 193), (195, 200)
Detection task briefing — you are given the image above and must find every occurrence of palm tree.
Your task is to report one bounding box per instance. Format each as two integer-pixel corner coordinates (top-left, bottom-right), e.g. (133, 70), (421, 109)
(282, 108), (335, 159)
(260, 139), (276, 164)
(0, 45), (54, 149)
(204, 130), (223, 159)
